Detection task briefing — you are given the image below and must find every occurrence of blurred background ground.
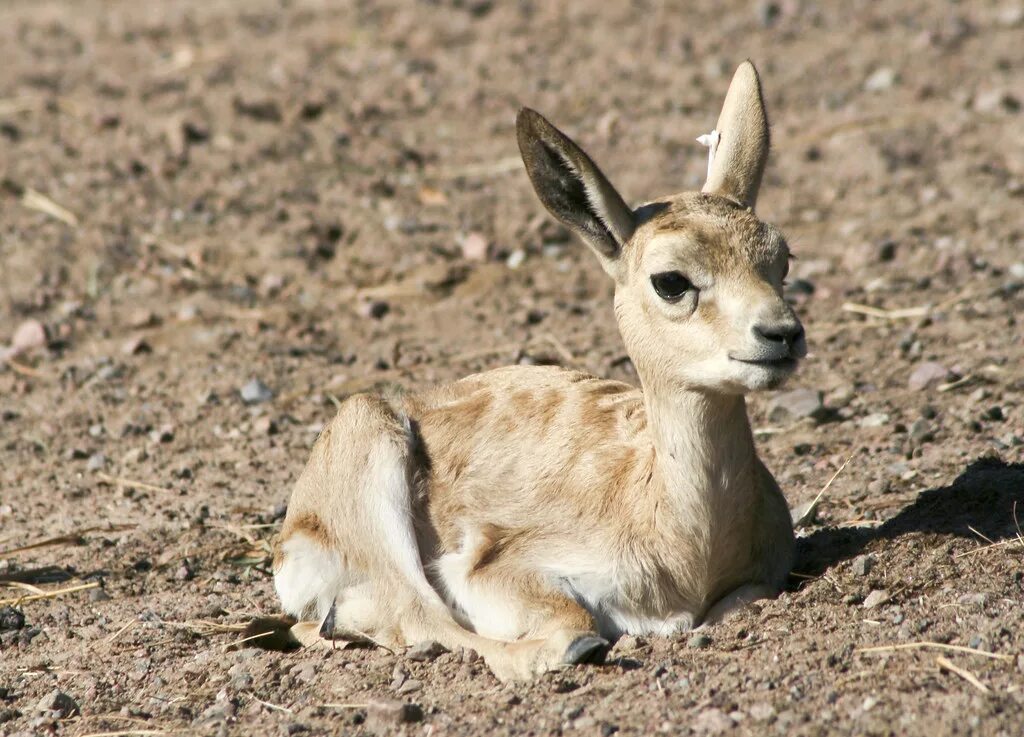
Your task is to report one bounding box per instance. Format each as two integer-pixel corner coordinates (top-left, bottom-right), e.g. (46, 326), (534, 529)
(1, 0), (1023, 735)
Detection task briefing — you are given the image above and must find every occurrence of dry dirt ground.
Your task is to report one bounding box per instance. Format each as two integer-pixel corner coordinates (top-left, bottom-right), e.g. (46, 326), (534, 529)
(2, 0), (1024, 735)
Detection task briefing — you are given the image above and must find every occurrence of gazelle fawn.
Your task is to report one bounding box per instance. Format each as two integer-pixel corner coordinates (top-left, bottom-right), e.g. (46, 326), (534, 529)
(273, 61), (805, 681)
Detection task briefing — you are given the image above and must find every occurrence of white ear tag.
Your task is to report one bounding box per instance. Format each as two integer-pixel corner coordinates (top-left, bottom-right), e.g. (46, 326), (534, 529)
(696, 129), (720, 179)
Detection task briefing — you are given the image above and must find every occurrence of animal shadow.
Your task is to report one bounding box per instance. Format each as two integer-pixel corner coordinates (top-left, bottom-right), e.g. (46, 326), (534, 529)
(794, 456), (1024, 579)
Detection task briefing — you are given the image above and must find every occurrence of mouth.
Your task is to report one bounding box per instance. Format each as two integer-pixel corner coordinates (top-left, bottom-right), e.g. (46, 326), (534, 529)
(729, 355), (799, 372)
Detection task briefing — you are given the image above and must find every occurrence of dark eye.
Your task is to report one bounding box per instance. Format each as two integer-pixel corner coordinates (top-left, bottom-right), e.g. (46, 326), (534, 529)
(650, 271), (692, 302)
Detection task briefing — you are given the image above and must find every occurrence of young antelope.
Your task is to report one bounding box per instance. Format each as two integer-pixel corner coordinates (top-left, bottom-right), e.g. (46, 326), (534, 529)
(272, 61), (805, 680)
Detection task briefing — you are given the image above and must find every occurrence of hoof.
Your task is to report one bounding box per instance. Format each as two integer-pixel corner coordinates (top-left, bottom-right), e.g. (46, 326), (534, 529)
(563, 635), (610, 665)
(318, 600), (337, 639)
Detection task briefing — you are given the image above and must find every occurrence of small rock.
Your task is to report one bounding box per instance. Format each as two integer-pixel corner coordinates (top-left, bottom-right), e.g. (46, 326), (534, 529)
(876, 240), (897, 262)
(863, 589), (889, 609)
(233, 96), (282, 123)
(364, 699), (423, 729)
(0, 606), (25, 632)
(851, 554), (875, 577)
(757, 1), (782, 27)
(864, 67), (897, 92)
(767, 388), (826, 424)
(1017, 654), (1024, 674)
(122, 337), (152, 355)
(149, 425), (175, 443)
(358, 300), (390, 320)
(908, 362), (950, 391)
(406, 640), (446, 662)
(10, 319), (47, 355)
(128, 309), (158, 328)
(748, 703), (775, 722)
(506, 249), (526, 269)
(908, 418), (933, 443)
(998, 5), (1024, 27)
(983, 405), (1004, 421)
(693, 707), (733, 734)
(122, 447), (148, 465)
(86, 453), (107, 472)
(396, 679), (422, 694)
(390, 664), (408, 691)
(859, 412), (891, 428)
(35, 690), (79, 718)
(974, 89), (1021, 114)
(253, 416), (279, 436)
(290, 662), (317, 684)
(240, 378), (274, 404)
(867, 478), (891, 495)
(89, 588), (111, 602)
(687, 633), (712, 649)
(791, 499), (819, 528)
(957, 592), (988, 608)
(460, 232), (490, 261)
(611, 635), (642, 654)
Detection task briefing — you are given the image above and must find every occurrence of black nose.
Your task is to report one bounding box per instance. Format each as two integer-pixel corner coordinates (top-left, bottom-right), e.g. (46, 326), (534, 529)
(753, 321), (804, 349)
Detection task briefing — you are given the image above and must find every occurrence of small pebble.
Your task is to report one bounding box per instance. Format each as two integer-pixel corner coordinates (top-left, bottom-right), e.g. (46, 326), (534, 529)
(687, 633), (712, 649)
(851, 554), (875, 577)
(862, 589), (888, 609)
(908, 362), (950, 391)
(406, 640), (446, 662)
(364, 699), (423, 728)
(35, 690), (79, 719)
(0, 606), (25, 632)
(240, 379), (274, 404)
(864, 67), (897, 92)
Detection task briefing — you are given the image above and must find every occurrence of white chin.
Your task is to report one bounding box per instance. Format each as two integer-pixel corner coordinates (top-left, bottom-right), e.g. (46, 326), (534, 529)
(733, 361), (798, 392)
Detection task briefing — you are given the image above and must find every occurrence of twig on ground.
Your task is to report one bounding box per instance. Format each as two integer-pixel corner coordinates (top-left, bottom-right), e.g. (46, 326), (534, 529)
(841, 302), (930, 320)
(4, 359), (48, 379)
(936, 656), (991, 694)
(857, 641), (1012, 661)
(96, 472), (175, 495)
(21, 187), (79, 226)
(245, 691), (294, 714)
(0, 580), (99, 606)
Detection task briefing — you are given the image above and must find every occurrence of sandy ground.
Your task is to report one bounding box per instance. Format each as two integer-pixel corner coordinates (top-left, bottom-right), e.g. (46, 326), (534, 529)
(1, 0), (1023, 735)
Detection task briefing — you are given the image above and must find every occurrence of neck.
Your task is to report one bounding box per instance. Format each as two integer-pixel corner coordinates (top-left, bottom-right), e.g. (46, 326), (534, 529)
(641, 383), (756, 509)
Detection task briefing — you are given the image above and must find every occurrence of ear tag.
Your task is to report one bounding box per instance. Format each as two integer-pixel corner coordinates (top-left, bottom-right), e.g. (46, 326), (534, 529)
(696, 129), (720, 179)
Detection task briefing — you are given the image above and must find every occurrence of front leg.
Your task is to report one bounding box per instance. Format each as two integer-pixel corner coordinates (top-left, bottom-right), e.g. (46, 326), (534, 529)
(438, 550), (610, 680)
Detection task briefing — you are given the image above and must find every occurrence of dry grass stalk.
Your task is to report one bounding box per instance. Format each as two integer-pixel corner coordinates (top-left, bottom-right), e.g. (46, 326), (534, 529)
(245, 691), (294, 714)
(857, 641), (1012, 662)
(21, 187), (79, 226)
(161, 619), (248, 636)
(5, 359), (48, 379)
(935, 655), (991, 694)
(96, 472), (174, 495)
(0, 531), (90, 557)
(0, 580), (99, 606)
(0, 581), (46, 595)
(841, 302), (930, 320)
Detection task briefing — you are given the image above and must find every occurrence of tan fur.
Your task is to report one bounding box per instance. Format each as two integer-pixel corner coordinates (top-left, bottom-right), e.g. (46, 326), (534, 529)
(272, 62), (805, 680)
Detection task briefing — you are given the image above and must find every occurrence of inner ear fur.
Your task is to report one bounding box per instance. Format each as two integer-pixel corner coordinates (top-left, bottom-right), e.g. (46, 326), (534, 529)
(516, 108), (635, 267)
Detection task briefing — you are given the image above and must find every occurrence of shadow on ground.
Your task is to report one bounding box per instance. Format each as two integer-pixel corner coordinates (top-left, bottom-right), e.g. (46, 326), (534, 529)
(794, 456), (1024, 578)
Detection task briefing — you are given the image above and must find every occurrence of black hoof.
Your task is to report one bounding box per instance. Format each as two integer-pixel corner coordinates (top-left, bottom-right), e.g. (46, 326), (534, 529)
(563, 635), (610, 665)
(319, 600), (337, 639)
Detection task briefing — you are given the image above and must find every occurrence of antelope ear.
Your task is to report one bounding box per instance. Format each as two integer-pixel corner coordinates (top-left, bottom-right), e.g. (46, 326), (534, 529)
(702, 61), (771, 209)
(516, 108), (635, 275)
